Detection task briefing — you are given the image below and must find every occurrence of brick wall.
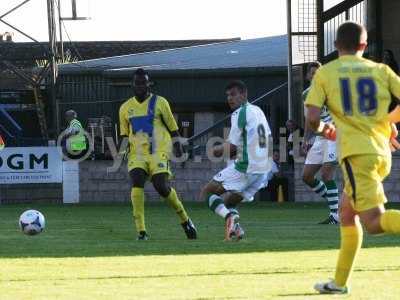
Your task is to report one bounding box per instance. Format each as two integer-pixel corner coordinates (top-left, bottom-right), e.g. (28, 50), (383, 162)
(0, 183), (62, 204)
(294, 155), (400, 203)
(2, 155), (400, 204)
(79, 160), (226, 203)
(0, 160), (224, 204)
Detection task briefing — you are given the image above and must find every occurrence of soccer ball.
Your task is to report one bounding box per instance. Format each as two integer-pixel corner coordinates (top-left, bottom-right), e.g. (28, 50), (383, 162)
(19, 210), (45, 235)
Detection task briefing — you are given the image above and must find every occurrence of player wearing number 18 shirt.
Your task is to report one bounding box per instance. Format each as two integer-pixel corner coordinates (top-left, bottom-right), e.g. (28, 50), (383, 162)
(200, 80), (271, 241)
(305, 22), (400, 294)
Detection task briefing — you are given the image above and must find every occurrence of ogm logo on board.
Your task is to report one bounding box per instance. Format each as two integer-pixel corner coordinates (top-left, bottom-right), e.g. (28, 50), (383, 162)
(0, 147), (62, 184)
(0, 153), (48, 170)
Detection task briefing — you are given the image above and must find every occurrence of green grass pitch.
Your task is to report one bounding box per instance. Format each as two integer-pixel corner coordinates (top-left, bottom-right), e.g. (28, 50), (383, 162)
(1, 202), (400, 300)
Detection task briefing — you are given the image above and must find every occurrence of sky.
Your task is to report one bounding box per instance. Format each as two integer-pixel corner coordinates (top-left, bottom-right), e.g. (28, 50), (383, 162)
(0, 0), (342, 42)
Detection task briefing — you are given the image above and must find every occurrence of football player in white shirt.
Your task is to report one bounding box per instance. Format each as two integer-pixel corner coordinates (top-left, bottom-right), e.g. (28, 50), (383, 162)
(200, 80), (271, 241)
(302, 62), (339, 224)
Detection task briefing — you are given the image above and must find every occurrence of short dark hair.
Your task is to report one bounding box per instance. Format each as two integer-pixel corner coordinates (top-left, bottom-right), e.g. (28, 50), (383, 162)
(307, 61), (321, 72)
(225, 80), (247, 94)
(134, 68), (149, 77)
(336, 21), (367, 51)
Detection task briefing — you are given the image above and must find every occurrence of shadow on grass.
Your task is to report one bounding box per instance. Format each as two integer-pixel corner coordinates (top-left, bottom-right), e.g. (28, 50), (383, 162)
(3, 266), (400, 283)
(1, 202), (400, 258)
(276, 293), (321, 298)
(1, 269), (307, 282)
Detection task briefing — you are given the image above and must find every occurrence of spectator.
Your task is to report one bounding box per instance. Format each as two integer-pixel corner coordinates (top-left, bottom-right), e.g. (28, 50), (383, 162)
(63, 110), (88, 159)
(383, 49), (399, 74)
(266, 150), (289, 202)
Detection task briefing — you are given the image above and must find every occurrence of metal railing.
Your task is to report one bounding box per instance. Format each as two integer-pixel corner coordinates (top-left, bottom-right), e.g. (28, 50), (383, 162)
(319, 0), (369, 60)
(186, 82), (287, 156)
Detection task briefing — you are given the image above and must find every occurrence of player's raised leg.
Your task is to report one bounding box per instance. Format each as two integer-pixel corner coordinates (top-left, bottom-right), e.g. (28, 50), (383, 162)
(201, 180), (235, 240)
(316, 153), (400, 293)
(354, 155), (400, 236)
(222, 193), (243, 241)
(379, 209), (400, 233)
(227, 207), (244, 240)
(302, 163), (326, 198)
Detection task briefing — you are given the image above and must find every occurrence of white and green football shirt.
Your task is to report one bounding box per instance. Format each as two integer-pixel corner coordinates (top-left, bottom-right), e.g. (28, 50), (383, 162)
(228, 103), (271, 174)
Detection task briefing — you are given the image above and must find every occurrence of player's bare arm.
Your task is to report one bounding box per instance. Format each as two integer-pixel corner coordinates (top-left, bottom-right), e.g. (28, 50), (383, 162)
(306, 105), (322, 131)
(390, 123), (400, 152)
(302, 120), (314, 154)
(389, 105), (400, 123)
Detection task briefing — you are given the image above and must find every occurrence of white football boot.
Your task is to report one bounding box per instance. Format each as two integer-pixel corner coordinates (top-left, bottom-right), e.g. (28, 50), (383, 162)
(314, 280), (349, 294)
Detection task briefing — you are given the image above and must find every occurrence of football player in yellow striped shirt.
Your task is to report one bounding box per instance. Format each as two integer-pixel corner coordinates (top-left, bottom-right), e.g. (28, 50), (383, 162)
(305, 22), (400, 294)
(119, 68), (197, 240)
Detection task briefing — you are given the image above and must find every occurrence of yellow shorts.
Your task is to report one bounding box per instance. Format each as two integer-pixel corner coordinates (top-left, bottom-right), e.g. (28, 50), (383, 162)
(340, 154), (391, 212)
(128, 152), (172, 177)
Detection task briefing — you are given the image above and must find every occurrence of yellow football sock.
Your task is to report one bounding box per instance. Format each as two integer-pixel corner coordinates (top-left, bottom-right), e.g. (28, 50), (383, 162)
(380, 210), (400, 234)
(131, 188), (146, 233)
(164, 188), (189, 223)
(334, 224), (363, 287)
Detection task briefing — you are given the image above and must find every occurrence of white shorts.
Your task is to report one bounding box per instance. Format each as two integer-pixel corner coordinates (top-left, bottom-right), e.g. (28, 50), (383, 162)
(213, 164), (268, 202)
(305, 137), (337, 165)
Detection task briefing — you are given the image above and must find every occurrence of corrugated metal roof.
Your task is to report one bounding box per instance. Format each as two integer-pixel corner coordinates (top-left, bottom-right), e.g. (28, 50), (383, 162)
(59, 35), (304, 75)
(0, 38), (238, 68)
